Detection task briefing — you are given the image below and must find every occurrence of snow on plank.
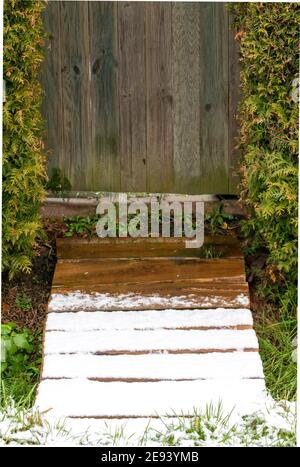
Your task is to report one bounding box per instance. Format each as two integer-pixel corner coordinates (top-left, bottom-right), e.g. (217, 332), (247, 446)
(48, 291), (250, 312)
(43, 329), (258, 354)
(41, 351), (264, 380)
(46, 308), (253, 332)
(35, 378), (268, 418)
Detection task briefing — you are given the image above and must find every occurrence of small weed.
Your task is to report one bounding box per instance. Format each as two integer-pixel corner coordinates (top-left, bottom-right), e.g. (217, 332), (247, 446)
(205, 202), (237, 234)
(63, 215), (99, 237)
(200, 244), (223, 259)
(15, 294), (32, 312)
(1, 323), (41, 405)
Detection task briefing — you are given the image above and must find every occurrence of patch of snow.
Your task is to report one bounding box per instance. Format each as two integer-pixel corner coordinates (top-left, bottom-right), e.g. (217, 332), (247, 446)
(46, 308), (253, 331)
(2, 398), (295, 446)
(35, 378), (268, 418)
(42, 351), (264, 380)
(48, 291), (249, 311)
(43, 328), (259, 354)
(236, 294), (250, 306)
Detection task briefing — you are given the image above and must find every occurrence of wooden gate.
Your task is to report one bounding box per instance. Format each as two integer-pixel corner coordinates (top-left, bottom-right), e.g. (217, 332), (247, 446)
(41, 1), (240, 194)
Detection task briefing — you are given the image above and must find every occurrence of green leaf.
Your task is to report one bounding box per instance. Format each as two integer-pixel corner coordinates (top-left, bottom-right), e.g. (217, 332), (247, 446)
(12, 333), (32, 351)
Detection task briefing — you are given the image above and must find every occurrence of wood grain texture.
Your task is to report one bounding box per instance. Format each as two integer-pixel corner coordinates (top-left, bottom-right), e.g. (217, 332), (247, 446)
(60, 1), (90, 190)
(172, 2), (201, 194)
(40, 1), (63, 176)
(41, 2), (240, 194)
(145, 3), (173, 192)
(56, 236), (243, 261)
(118, 2), (147, 192)
(88, 2), (120, 191)
(199, 3), (229, 193)
(228, 12), (241, 194)
(52, 258), (246, 288)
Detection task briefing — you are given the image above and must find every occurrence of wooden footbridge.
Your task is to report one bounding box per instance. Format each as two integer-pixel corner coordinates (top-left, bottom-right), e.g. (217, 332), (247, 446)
(35, 236), (268, 430)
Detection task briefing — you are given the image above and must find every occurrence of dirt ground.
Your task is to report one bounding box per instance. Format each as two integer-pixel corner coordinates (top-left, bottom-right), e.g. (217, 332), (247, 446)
(1, 221), (66, 332)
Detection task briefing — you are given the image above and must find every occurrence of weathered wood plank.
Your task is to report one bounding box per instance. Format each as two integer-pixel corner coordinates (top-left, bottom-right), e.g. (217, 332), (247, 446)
(228, 12), (241, 194)
(118, 2), (147, 192)
(60, 1), (90, 190)
(199, 3), (229, 193)
(41, 1), (63, 175)
(41, 352), (263, 380)
(52, 258), (246, 289)
(145, 3), (173, 192)
(56, 236), (243, 261)
(88, 1), (120, 192)
(48, 283), (250, 311)
(41, 2), (241, 194)
(172, 3), (201, 194)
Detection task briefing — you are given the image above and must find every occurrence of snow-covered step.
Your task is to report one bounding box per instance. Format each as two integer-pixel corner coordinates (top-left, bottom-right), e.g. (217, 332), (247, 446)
(44, 328), (259, 354)
(46, 308), (253, 332)
(42, 351), (264, 380)
(35, 379), (268, 418)
(48, 290), (250, 312)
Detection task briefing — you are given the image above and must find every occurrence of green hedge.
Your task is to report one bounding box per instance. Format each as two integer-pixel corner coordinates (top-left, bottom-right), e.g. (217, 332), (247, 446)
(3, 0), (46, 278)
(231, 3), (299, 313)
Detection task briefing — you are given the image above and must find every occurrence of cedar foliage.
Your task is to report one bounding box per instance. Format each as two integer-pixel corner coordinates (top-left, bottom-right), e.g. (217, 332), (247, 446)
(231, 3), (299, 313)
(3, 0), (47, 278)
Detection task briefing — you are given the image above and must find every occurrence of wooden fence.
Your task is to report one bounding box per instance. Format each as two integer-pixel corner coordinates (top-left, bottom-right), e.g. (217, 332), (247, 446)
(41, 1), (240, 194)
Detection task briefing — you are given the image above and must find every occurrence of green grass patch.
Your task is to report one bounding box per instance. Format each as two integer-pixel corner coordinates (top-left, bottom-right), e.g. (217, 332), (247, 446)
(255, 313), (297, 401)
(1, 323), (41, 407)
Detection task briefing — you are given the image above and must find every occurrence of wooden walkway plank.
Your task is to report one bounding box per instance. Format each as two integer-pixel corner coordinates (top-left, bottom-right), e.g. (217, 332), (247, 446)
(48, 287), (250, 311)
(52, 258), (247, 288)
(43, 329), (259, 354)
(56, 236), (244, 261)
(46, 308), (253, 331)
(35, 379), (268, 418)
(41, 352), (264, 380)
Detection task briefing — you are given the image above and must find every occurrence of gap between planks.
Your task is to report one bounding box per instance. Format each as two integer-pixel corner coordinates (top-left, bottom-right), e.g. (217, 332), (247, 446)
(42, 377), (265, 383)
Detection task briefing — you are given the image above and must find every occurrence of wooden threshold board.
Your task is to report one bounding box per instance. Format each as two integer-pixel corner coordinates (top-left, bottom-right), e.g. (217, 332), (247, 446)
(56, 235), (243, 260)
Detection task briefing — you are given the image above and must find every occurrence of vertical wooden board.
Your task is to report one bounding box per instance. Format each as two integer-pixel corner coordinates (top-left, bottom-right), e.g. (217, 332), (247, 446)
(118, 2), (147, 192)
(228, 13), (241, 195)
(41, 1), (63, 178)
(172, 2), (201, 194)
(60, 1), (90, 191)
(88, 2), (120, 192)
(199, 3), (229, 194)
(145, 3), (173, 193)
